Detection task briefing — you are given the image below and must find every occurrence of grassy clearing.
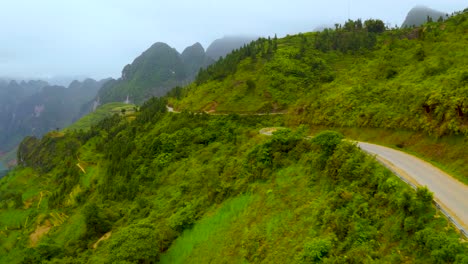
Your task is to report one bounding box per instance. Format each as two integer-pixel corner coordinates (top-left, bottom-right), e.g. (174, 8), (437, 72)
(0, 209), (31, 228)
(52, 212), (86, 246)
(160, 194), (255, 264)
(66, 102), (136, 131)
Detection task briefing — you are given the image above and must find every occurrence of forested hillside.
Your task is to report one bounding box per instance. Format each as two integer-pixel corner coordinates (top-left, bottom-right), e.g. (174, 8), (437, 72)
(96, 42), (213, 105)
(0, 97), (467, 263)
(1, 8), (467, 264)
(172, 11), (468, 137)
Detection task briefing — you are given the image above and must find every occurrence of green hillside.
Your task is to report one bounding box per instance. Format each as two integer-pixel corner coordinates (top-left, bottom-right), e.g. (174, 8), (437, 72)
(171, 11), (468, 184)
(1, 98), (467, 263)
(97, 42), (213, 105)
(0, 10), (468, 264)
(65, 103), (136, 132)
(172, 13), (468, 136)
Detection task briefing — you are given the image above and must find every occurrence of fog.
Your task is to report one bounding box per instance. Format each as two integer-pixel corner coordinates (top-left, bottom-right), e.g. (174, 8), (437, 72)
(0, 0), (466, 81)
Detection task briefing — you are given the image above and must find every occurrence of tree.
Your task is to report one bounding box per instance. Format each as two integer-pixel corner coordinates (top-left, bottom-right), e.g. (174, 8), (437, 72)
(83, 203), (110, 238)
(365, 19), (386, 33)
(311, 131), (344, 169)
(109, 220), (161, 263)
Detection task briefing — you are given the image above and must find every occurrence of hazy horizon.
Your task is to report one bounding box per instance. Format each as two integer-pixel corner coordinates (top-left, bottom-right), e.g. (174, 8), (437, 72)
(0, 0), (466, 83)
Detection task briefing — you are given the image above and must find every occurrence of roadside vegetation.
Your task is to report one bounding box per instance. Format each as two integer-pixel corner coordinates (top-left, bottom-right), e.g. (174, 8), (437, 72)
(0, 10), (467, 264)
(171, 11), (468, 184)
(0, 97), (467, 263)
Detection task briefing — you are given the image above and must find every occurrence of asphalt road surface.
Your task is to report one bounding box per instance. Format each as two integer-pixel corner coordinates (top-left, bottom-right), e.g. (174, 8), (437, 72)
(358, 142), (468, 231)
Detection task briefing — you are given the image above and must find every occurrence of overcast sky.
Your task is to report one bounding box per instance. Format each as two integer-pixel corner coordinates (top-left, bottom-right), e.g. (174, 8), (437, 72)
(0, 0), (466, 82)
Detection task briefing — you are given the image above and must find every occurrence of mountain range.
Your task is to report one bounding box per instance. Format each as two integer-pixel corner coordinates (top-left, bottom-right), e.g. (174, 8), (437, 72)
(96, 36), (254, 105)
(0, 79), (107, 154)
(0, 6), (467, 264)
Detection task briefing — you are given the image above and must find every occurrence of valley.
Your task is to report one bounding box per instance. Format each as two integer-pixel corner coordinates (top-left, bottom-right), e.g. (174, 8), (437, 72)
(0, 5), (467, 264)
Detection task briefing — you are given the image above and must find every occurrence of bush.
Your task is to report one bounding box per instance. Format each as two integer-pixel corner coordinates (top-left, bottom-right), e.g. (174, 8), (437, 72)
(108, 220), (161, 263)
(299, 237), (333, 263)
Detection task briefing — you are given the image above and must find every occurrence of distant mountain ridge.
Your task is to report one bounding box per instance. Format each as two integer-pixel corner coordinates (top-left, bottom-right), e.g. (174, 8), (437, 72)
(0, 79), (107, 154)
(206, 36), (258, 60)
(96, 42), (212, 104)
(182, 42), (215, 79)
(402, 6), (446, 27)
(97, 37), (257, 105)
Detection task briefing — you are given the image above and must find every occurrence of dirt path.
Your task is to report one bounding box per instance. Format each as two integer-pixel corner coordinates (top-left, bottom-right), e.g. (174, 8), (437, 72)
(30, 220), (52, 246)
(93, 231), (112, 249)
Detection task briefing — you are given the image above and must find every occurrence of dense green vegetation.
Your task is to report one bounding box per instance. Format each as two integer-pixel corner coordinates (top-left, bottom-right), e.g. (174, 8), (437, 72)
(0, 96), (467, 263)
(97, 42), (214, 105)
(1, 9), (467, 264)
(172, 12), (468, 137)
(65, 103), (136, 132)
(171, 11), (468, 183)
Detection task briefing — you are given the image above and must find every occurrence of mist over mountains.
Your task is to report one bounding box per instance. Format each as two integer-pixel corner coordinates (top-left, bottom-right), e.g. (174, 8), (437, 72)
(0, 5), (461, 169)
(0, 79), (107, 153)
(402, 6), (447, 27)
(206, 36), (258, 60)
(0, 34), (258, 169)
(95, 36), (254, 104)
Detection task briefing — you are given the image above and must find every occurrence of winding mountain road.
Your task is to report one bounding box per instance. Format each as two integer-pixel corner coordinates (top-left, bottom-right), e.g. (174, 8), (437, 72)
(166, 109), (468, 235)
(357, 142), (468, 233)
(258, 127), (467, 235)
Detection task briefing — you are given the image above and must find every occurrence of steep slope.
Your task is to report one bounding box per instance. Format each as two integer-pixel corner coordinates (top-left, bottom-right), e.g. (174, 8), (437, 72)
(206, 36), (258, 60)
(0, 79), (106, 156)
(402, 6), (446, 27)
(1, 99), (467, 263)
(173, 13), (468, 136)
(66, 102), (136, 132)
(97, 42), (186, 104)
(97, 42), (214, 105)
(181, 42), (214, 79)
(170, 12), (468, 183)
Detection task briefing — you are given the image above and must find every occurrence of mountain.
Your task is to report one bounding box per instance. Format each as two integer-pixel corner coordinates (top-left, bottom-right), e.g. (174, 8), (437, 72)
(402, 6), (446, 27)
(1, 10), (468, 264)
(181, 42), (215, 79)
(174, 15), (468, 138)
(1, 102), (467, 262)
(97, 42), (214, 104)
(0, 78), (106, 154)
(206, 36), (258, 60)
(172, 13), (468, 183)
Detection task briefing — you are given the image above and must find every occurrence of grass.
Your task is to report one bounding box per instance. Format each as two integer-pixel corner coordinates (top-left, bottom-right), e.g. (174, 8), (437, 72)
(52, 212), (86, 246)
(0, 209), (31, 228)
(159, 194), (255, 264)
(66, 102), (136, 131)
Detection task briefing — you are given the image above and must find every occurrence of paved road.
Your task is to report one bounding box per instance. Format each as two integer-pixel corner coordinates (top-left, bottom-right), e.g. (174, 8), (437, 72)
(259, 128), (468, 234)
(357, 142), (468, 231)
